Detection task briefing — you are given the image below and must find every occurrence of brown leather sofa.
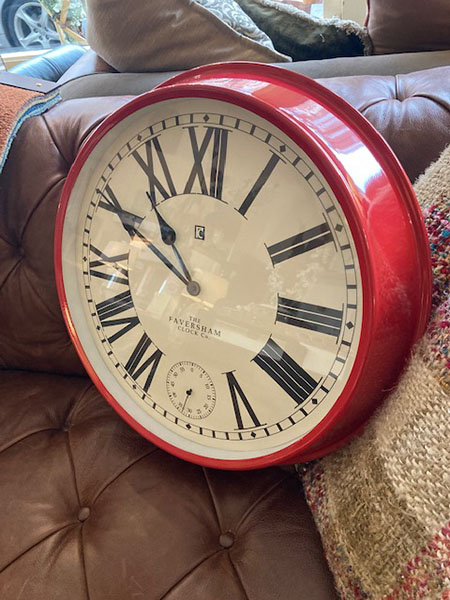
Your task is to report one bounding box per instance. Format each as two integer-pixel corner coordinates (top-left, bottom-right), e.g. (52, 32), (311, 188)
(1, 45), (449, 600)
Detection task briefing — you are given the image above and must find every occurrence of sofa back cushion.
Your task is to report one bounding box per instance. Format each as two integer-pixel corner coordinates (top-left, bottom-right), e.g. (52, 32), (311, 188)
(366, 0), (450, 54)
(236, 0), (371, 60)
(86, 0), (290, 73)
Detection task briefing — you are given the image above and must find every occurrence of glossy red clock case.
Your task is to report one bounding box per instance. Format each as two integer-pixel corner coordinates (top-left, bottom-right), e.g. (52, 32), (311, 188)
(55, 63), (431, 469)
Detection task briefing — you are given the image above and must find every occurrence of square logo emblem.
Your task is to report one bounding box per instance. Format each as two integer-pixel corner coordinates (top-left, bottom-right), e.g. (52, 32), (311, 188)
(195, 225), (205, 240)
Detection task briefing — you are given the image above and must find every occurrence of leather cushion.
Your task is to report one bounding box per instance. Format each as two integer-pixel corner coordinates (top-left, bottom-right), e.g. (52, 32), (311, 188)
(0, 97), (129, 375)
(10, 45), (87, 82)
(0, 370), (337, 599)
(366, 0), (450, 55)
(57, 66), (450, 184)
(57, 50), (117, 84)
(320, 67), (450, 183)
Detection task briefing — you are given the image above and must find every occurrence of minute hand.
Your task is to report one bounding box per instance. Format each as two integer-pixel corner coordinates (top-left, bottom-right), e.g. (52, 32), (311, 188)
(134, 229), (189, 286)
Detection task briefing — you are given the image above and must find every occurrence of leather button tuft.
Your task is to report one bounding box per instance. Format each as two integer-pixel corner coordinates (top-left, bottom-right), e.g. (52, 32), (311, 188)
(78, 507), (90, 522)
(219, 532), (234, 548)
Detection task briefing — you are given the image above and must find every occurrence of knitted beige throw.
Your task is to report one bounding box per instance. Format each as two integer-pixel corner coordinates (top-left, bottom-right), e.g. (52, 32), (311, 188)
(302, 145), (450, 600)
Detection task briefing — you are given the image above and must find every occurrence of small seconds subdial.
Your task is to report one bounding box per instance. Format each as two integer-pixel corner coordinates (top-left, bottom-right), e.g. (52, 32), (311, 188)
(166, 362), (216, 419)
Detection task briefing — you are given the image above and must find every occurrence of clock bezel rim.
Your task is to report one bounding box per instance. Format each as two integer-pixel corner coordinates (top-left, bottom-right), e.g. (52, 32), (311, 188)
(55, 65), (429, 468)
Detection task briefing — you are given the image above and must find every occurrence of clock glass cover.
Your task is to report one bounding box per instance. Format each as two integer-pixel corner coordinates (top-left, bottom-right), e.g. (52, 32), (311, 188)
(59, 95), (363, 462)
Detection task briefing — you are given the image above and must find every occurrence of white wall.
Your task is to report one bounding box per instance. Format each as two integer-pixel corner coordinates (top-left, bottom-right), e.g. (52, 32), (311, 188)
(324, 0), (368, 24)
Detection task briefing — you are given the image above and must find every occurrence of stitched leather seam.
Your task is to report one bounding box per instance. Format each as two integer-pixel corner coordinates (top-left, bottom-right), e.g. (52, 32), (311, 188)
(18, 174), (66, 244)
(234, 473), (291, 533)
(42, 112), (70, 170)
(228, 553), (250, 600)
(65, 417), (91, 600)
(409, 93), (450, 112)
(65, 421), (81, 507)
(19, 262), (60, 320)
(79, 525), (91, 600)
(202, 467), (222, 533)
(158, 549), (222, 600)
(0, 522), (77, 574)
(359, 97), (396, 112)
(63, 379), (96, 429)
(0, 427), (61, 454)
(0, 233), (15, 248)
(91, 447), (160, 505)
(0, 258), (23, 295)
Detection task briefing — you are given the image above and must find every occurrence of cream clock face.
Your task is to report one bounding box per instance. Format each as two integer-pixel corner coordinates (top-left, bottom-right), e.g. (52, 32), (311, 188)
(61, 97), (362, 460)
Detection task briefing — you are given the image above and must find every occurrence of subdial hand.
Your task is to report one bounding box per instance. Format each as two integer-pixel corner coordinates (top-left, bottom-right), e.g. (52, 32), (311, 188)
(182, 388), (193, 412)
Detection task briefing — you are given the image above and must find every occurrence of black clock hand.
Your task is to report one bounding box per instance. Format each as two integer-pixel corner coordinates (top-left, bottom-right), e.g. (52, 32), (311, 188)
(134, 229), (189, 286)
(182, 388), (193, 412)
(146, 192), (176, 245)
(98, 190), (144, 237)
(172, 244), (192, 282)
(146, 192), (200, 294)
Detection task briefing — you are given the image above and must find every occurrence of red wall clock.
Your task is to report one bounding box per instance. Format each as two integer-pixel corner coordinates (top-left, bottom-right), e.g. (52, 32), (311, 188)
(55, 63), (431, 469)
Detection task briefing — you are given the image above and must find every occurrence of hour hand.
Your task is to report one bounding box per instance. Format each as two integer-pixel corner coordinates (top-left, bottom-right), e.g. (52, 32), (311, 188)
(146, 192), (195, 285)
(147, 192), (176, 245)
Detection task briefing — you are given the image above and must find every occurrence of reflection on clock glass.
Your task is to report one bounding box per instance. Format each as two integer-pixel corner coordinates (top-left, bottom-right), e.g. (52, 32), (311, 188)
(62, 97), (362, 460)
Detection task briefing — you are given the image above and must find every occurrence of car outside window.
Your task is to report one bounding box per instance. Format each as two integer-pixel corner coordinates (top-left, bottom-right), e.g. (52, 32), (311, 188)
(0, 0), (85, 53)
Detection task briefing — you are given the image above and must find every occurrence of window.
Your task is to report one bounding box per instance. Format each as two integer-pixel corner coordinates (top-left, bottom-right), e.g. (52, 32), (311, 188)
(0, 0), (86, 54)
(273, 0), (324, 18)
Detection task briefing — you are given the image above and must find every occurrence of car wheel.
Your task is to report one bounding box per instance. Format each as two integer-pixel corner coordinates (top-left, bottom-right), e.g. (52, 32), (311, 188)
(5, 0), (60, 49)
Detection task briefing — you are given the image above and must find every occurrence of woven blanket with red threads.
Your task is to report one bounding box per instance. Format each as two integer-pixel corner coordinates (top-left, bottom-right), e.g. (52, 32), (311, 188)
(301, 144), (450, 600)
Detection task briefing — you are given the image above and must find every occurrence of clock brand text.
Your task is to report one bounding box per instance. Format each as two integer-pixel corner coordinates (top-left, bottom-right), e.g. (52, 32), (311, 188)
(168, 315), (221, 339)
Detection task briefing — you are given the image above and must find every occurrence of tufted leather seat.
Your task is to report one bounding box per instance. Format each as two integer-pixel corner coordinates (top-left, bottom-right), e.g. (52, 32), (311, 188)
(0, 371), (335, 599)
(0, 64), (449, 599)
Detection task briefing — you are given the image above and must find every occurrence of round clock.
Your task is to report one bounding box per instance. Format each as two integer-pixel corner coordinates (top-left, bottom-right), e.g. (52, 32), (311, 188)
(55, 63), (431, 469)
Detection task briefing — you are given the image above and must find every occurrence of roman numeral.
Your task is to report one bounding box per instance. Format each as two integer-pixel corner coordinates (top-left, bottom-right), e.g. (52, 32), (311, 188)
(132, 137), (176, 204)
(89, 244), (129, 286)
(184, 126), (229, 199)
(254, 338), (318, 404)
(226, 372), (261, 429)
(267, 222), (333, 265)
(96, 290), (139, 343)
(125, 333), (162, 392)
(238, 153), (281, 216)
(276, 298), (343, 338)
(97, 185), (143, 237)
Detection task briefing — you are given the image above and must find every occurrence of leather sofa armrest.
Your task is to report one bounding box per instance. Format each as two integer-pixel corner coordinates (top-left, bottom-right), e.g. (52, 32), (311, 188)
(9, 45), (87, 82)
(57, 49), (118, 84)
(0, 71), (57, 93)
